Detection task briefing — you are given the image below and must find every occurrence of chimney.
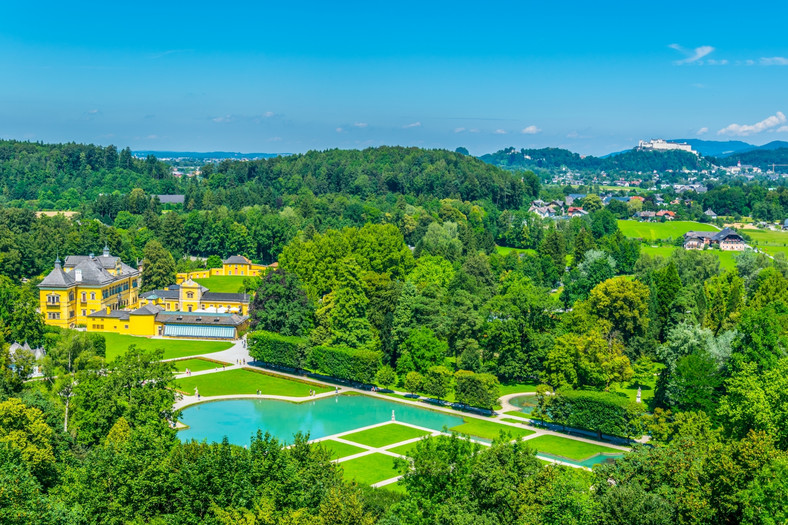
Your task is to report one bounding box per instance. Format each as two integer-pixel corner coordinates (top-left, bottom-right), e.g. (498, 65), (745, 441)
(74, 269), (82, 282)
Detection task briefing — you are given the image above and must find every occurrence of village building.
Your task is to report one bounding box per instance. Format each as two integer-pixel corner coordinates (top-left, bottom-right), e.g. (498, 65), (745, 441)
(704, 209), (718, 220)
(683, 228), (746, 251)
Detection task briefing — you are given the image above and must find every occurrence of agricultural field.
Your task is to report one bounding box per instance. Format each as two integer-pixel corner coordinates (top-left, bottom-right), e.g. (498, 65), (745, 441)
(103, 333), (233, 362)
(193, 275), (248, 293)
(618, 220), (718, 241)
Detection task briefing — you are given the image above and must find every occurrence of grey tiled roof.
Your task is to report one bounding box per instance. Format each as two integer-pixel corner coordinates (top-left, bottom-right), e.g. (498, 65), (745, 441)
(202, 292), (249, 302)
(39, 267), (76, 288)
(141, 289), (180, 300)
(223, 255), (251, 264)
(87, 309), (131, 321)
(155, 312), (248, 326)
(130, 304), (163, 316)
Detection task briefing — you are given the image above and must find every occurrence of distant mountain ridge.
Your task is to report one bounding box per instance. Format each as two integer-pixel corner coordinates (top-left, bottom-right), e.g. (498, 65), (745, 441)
(133, 150), (286, 160)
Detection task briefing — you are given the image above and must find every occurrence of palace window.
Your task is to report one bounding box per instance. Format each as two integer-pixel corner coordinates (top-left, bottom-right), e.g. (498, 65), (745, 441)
(91, 292), (96, 300)
(47, 312), (61, 320)
(81, 309), (86, 316)
(186, 292), (194, 299)
(81, 292), (86, 302)
(68, 292), (75, 301)
(47, 294), (60, 304)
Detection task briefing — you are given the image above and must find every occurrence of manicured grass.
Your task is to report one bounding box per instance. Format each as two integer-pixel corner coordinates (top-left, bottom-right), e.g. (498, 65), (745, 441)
(495, 246), (537, 257)
(501, 417), (531, 425)
(342, 424), (431, 449)
(320, 439), (367, 460)
(175, 368), (332, 397)
(171, 357), (230, 373)
(450, 418), (535, 441)
(381, 481), (407, 494)
(499, 382), (539, 395)
(340, 453), (400, 485)
(744, 229), (788, 258)
(103, 332), (233, 362)
(193, 275), (247, 293)
(502, 411), (529, 418)
(618, 220), (718, 241)
(526, 435), (620, 461)
(386, 440), (425, 457)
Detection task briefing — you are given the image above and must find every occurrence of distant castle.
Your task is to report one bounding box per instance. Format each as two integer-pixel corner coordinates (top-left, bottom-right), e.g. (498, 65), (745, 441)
(637, 139), (696, 155)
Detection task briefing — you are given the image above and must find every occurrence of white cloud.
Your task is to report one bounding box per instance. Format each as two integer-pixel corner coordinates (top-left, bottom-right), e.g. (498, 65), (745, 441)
(469, 128), (480, 133)
(145, 134), (159, 140)
(454, 127), (466, 133)
(669, 43), (715, 65)
(212, 115), (232, 123)
(263, 111), (276, 118)
(353, 122), (368, 128)
(494, 129), (507, 134)
(268, 136), (282, 142)
(778, 126), (788, 132)
(697, 127), (709, 135)
(403, 122), (422, 128)
(336, 127), (343, 133)
(718, 111), (787, 136)
(521, 125), (541, 134)
(761, 57), (788, 66)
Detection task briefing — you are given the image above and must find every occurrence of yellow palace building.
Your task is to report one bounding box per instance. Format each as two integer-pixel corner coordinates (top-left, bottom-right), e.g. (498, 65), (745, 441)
(39, 248), (249, 339)
(176, 255), (274, 283)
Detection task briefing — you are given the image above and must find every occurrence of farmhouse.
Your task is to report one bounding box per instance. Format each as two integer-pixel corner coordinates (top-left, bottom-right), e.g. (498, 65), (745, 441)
(683, 228), (746, 251)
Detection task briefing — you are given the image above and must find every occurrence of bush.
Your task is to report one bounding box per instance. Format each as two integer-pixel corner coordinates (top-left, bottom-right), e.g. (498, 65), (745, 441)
(454, 370), (500, 410)
(375, 365), (397, 389)
(309, 345), (381, 384)
(248, 330), (309, 369)
(423, 366), (453, 400)
(404, 371), (424, 395)
(546, 388), (643, 439)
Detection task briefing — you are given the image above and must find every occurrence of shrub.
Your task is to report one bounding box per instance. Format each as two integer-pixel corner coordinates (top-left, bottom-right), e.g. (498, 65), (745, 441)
(375, 365), (397, 389)
(248, 330), (309, 369)
(546, 388), (643, 439)
(423, 366), (453, 400)
(404, 371), (424, 395)
(309, 345), (381, 384)
(454, 370), (501, 410)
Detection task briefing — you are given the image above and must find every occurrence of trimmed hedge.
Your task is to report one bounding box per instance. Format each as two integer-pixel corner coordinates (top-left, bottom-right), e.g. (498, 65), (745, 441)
(248, 330), (309, 369)
(546, 388), (643, 438)
(308, 345), (381, 384)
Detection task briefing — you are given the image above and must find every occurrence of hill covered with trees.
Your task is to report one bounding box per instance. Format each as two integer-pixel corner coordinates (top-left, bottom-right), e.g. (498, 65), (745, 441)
(480, 146), (712, 173)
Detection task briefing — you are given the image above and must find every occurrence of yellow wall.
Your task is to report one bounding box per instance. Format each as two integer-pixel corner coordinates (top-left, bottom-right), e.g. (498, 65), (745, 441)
(87, 310), (162, 336)
(40, 272), (140, 329)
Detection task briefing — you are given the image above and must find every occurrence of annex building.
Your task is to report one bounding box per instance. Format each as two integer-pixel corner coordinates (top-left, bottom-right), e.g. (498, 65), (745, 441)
(39, 249), (250, 339)
(176, 255), (274, 284)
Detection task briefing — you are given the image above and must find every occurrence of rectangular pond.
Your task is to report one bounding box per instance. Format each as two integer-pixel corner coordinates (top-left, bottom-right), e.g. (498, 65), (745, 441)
(178, 394), (464, 446)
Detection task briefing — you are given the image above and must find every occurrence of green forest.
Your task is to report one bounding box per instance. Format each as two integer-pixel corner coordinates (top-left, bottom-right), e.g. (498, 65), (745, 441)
(1, 141), (787, 524)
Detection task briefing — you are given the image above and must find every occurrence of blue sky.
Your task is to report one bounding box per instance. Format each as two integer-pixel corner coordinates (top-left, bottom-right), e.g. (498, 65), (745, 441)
(1, 1), (787, 156)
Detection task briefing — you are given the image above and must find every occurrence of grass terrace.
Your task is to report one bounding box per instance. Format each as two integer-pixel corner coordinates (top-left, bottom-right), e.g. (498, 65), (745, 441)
(450, 418), (535, 441)
(341, 424), (431, 448)
(193, 275), (248, 293)
(175, 367), (333, 397)
(339, 453), (400, 485)
(526, 435), (621, 461)
(618, 220), (718, 242)
(103, 332), (233, 362)
(171, 357), (231, 373)
(320, 439), (367, 460)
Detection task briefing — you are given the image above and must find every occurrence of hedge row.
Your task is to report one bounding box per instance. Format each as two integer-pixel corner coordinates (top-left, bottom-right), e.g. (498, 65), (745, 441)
(546, 388), (643, 438)
(248, 331), (309, 369)
(308, 345), (381, 384)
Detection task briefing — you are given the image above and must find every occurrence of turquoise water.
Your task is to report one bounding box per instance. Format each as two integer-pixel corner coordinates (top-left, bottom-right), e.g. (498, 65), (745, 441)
(509, 395), (536, 414)
(537, 451), (623, 468)
(178, 394), (464, 445)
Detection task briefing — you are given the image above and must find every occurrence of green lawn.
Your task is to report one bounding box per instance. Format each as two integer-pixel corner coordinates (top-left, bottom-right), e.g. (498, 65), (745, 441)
(526, 435), (620, 461)
(618, 220), (718, 241)
(103, 333), (233, 362)
(744, 229), (788, 258)
(502, 411), (529, 418)
(640, 244), (737, 270)
(450, 418), (535, 441)
(499, 382), (539, 395)
(193, 275), (248, 293)
(171, 357), (231, 373)
(342, 424), (431, 449)
(380, 481), (407, 494)
(639, 245), (676, 259)
(340, 453), (400, 485)
(175, 368), (332, 397)
(387, 439), (427, 457)
(495, 246), (537, 257)
(320, 439), (367, 460)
